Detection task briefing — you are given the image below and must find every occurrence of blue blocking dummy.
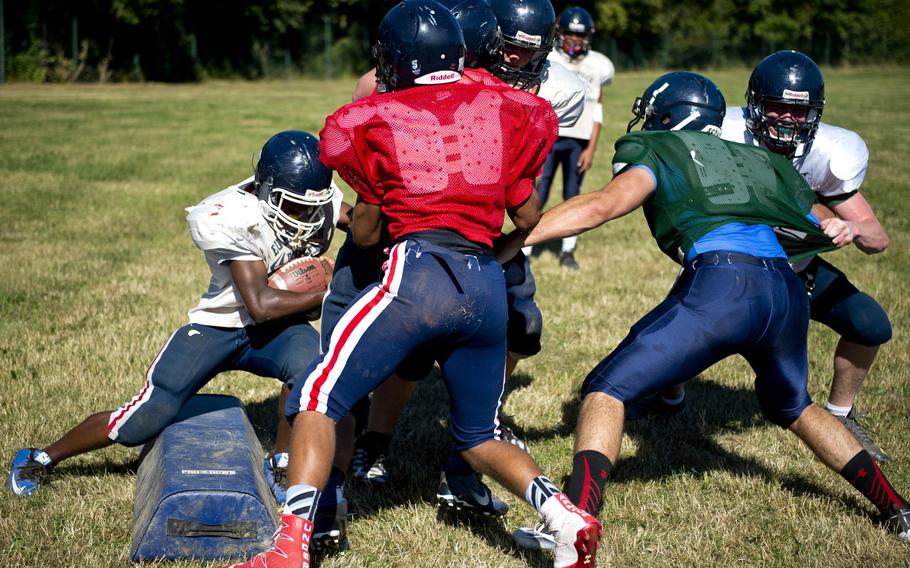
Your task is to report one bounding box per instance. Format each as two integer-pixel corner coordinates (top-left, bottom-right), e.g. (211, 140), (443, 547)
(130, 395), (278, 561)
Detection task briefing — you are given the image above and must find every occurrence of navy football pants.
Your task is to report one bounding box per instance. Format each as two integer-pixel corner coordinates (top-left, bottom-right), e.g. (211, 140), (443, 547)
(289, 239), (508, 451)
(536, 137), (588, 208)
(107, 319), (319, 446)
(800, 256), (892, 346)
(321, 232), (542, 369)
(582, 252), (813, 428)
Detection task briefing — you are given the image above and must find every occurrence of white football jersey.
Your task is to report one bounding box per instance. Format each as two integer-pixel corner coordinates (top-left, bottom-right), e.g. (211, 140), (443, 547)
(185, 177), (343, 328)
(548, 49), (614, 140)
(536, 59), (586, 128)
(721, 107), (868, 202)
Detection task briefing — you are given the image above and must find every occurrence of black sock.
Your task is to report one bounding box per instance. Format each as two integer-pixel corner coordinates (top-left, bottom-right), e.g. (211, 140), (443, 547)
(566, 450), (612, 516)
(443, 450), (472, 473)
(327, 466), (346, 488)
(357, 431), (392, 455)
(840, 450), (906, 514)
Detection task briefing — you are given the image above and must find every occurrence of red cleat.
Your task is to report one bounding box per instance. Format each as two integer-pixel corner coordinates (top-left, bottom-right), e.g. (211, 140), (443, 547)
(542, 493), (602, 568)
(225, 514), (314, 568)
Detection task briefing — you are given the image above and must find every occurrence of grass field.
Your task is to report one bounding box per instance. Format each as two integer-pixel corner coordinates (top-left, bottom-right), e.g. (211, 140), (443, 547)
(1, 67), (909, 567)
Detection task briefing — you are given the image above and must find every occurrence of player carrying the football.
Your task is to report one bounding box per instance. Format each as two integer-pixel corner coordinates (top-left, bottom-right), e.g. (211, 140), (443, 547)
(8, 131), (344, 498)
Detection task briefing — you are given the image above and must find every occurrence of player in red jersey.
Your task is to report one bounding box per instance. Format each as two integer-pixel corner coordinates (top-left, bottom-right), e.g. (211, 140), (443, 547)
(228, 3), (600, 568)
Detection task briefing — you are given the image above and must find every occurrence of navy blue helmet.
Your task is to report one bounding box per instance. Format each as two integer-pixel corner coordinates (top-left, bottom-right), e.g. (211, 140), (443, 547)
(254, 131), (336, 255)
(628, 72), (726, 134)
(747, 50), (825, 157)
(556, 7), (594, 59)
(373, 0), (466, 92)
(489, 0), (556, 89)
(450, 1), (503, 70)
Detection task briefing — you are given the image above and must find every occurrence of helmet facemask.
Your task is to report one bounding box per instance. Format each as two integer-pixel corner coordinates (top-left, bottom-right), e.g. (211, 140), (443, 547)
(372, 42), (398, 93)
(557, 30), (590, 60)
(493, 40), (550, 89)
(258, 179), (335, 255)
(748, 95), (824, 158)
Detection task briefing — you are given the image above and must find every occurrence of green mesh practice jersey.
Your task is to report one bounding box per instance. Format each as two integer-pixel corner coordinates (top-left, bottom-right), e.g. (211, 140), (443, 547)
(612, 131), (835, 264)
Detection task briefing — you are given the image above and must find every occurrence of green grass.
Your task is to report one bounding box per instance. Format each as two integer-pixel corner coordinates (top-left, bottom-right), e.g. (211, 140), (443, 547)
(1, 67), (909, 567)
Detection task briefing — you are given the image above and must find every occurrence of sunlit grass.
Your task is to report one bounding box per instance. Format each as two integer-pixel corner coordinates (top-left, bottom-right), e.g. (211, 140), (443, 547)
(0, 67), (908, 566)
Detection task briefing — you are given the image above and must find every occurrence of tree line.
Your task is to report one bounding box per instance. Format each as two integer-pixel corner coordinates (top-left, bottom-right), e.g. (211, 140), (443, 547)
(4, 0), (908, 83)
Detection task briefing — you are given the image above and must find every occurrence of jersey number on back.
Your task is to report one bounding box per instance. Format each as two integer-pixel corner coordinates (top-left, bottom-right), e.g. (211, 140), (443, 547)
(387, 92), (505, 194)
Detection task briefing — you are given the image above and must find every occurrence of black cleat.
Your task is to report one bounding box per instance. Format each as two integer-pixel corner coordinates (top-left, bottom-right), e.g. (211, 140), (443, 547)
(436, 470), (509, 517)
(884, 503), (910, 542)
(312, 483), (351, 556)
(833, 407), (891, 463)
(350, 439), (389, 485)
(558, 251), (580, 271)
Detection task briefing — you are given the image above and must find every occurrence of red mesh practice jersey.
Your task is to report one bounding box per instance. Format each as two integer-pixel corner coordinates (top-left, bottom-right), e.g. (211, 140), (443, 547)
(461, 67), (507, 87)
(321, 82), (558, 246)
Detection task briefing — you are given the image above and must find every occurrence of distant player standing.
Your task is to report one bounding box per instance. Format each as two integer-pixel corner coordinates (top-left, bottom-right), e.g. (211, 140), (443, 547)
(228, 3), (601, 567)
(533, 6), (614, 269)
(8, 131), (343, 497)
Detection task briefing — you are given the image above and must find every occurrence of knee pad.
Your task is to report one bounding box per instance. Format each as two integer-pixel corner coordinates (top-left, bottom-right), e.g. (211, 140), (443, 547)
(816, 291), (892, 347)
(754, 383), (812, 428)
(109, 397), (182, 447)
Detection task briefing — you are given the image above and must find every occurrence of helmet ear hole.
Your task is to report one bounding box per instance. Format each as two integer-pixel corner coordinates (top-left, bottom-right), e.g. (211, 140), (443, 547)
(660, 113), (672, 126)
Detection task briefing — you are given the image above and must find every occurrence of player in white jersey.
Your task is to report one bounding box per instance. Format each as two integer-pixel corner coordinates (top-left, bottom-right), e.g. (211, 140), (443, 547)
(652, 51), (893, 462)
(533, 6), (615, 269)
(8, 131), (346, 498)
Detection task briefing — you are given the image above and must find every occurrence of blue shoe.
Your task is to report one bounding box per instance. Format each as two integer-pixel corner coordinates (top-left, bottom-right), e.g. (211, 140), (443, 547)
(263, 453), (288, 504)
(8, 448), (52, 496)
(436, 470), (509, 517)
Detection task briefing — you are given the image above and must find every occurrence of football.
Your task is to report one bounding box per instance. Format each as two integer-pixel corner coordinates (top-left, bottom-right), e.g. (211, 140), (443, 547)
(268, 257), (333, 294)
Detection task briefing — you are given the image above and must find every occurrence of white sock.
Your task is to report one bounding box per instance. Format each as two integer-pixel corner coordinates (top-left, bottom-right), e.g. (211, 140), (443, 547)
(561, 236), (577, 253)
(825, 402), (852, 417)
(283, 483), (321, 520)
(525, 476), (560, 512)
(521, 245), (533, 256)
(660, 391), (685, 406)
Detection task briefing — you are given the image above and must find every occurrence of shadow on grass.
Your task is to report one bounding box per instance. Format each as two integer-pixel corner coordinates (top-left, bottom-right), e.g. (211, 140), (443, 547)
(242, 367), (868, 563)
(53, 459), (138, 478)
(245, 392), (282, 454)
(507, 377), (862, 515)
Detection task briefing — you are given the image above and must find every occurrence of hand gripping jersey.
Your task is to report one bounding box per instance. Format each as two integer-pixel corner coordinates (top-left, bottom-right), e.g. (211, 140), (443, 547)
(612, 131), (835, 264)
(185, 179), (343, 327)
(536, 59), (587, 128)
(722, 107), (869, 206)
(548, 49), (614, 140)
(320, 82), (558, 246)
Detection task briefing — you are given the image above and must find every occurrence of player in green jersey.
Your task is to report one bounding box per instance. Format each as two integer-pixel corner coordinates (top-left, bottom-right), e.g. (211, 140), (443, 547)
(504, 71), (910, 546)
